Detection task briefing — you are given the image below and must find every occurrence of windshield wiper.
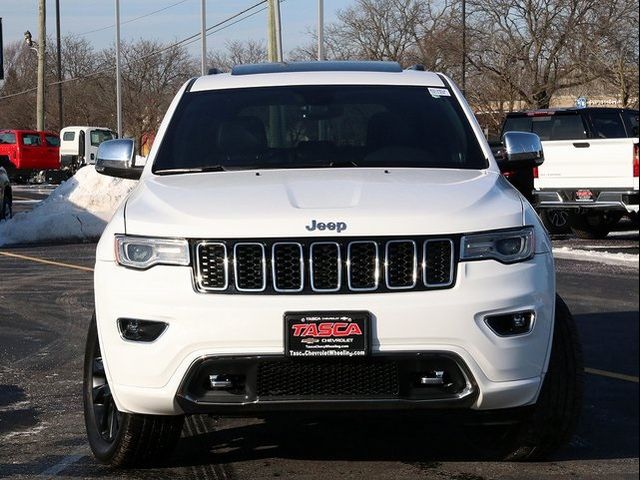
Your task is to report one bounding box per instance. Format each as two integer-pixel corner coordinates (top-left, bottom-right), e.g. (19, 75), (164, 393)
(154, 166), (226, 175)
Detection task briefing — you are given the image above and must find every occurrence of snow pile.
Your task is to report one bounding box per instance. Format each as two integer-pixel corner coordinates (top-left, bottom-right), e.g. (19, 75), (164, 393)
(553, 246), (639, 268)
(0, 167), (137, 246)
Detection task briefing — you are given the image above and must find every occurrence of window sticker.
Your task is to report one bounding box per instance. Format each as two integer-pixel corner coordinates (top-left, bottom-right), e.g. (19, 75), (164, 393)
(428, 87), (451, 98)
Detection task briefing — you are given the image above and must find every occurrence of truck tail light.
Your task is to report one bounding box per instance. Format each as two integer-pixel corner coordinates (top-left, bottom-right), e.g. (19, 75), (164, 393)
(533, 167), (539, 179)
(634, 144), (639, 178)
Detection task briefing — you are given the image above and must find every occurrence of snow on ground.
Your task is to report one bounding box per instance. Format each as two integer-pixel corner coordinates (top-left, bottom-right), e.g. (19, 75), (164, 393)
(0, 167), (136, 246)
(553, 246), (639, 268)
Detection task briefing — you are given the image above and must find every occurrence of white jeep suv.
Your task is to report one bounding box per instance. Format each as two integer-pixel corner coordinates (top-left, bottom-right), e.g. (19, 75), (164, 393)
(85, 61), (582, 467)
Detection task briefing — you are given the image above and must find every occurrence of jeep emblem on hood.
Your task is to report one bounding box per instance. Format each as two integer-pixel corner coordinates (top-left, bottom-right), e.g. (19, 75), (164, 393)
(306, 220), (348, 233)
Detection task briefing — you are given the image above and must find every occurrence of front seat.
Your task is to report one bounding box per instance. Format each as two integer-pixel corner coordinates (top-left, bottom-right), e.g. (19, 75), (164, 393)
(216, 116), (268, 166)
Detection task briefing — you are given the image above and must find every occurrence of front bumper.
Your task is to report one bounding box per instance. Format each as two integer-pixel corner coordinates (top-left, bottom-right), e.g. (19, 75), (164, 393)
(176, 353), (477, 414)
(94, 253), (555, 415)
(534, 189), (639, 214)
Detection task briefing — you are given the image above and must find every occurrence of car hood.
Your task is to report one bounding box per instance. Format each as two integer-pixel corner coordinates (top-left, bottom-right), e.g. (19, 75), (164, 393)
(124, 168), (523, 238)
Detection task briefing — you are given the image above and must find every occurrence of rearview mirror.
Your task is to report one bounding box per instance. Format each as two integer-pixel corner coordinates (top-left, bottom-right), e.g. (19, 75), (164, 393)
(498, 131), (544, 170)
(95, 139), (142, 180)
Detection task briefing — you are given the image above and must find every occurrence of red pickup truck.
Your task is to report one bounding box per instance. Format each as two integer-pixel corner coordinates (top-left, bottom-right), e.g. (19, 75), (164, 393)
(0, 129), (61, 181)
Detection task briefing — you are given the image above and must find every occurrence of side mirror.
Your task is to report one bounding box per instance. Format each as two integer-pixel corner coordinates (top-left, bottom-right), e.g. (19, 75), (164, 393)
(95, 139), (142, 180)
(498, 131), (544, 170)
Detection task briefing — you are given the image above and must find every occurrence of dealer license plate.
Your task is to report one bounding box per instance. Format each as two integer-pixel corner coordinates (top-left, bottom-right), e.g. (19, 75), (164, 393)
(284, 311), (370, 357)
(575, 189), (594, 201)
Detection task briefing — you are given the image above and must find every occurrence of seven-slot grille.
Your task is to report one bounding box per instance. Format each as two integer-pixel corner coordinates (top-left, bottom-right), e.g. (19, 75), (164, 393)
(194, 237), (456, 294)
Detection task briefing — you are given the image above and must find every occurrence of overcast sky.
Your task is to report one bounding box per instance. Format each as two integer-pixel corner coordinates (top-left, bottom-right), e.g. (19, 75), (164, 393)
(0, 0), (352, 56)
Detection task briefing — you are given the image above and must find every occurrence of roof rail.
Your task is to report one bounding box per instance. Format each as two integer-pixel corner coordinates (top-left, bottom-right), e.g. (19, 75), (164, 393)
(406, 64), (426, 71)
(207, 67), (222, 75)
(231, 61), (403, 76)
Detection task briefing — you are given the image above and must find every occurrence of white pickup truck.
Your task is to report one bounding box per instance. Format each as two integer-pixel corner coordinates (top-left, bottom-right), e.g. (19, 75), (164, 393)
(502, 108), (639, 238)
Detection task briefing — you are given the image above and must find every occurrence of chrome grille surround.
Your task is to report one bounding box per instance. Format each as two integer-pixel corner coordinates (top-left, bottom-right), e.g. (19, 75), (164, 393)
(423, 239), (455, 287)
(195, 242), (229, 291)
(309, 242), (342, 292)
(193, 236), (458, 295)
(347, 241), (380, 292)
(233, 243), (267, 292)
(384, 240), (418, 290)
(271, 242), (304, 293)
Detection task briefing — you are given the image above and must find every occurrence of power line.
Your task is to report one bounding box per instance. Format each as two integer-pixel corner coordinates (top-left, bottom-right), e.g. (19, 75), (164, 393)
(76, 0), (193, 37)
(182, 0), (283, 49)
(204, 1), (268, 35)
(0, 1), (269, 102)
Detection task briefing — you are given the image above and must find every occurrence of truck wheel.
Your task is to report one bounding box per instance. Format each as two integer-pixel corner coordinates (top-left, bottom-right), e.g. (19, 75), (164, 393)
(569, 212), (621, 239)
(1, 187), (12, 221)
(1, 157), (18, 181)
(464, 295), (583, 461)
(83, 314), (184, 467)
(539, 209), (571, 235)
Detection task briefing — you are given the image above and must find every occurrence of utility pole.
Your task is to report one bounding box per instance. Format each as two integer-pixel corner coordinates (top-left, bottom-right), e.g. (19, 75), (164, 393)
(55, 0), (63, 130)
(115, 0), (123, 137)
(37, 0), (46, 131)
(317, 0), (324, 61)
(274, 0), (282, 62)
(461, 0), (467, 95)
(267, 0), (283, 62)
(200, 0), (206, 75)
(0, 18), (5, 81)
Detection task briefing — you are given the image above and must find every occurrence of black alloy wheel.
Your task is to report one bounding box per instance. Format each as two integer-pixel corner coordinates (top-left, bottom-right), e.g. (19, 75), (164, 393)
(90, 345), (122, 443)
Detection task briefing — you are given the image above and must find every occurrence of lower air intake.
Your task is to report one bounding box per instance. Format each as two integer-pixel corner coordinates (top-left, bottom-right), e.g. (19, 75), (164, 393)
(257, 359), (400, 398)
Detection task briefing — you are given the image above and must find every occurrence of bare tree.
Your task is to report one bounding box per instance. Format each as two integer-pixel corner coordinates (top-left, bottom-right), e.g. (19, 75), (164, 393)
(0, 40), (40, 129)
(102, 39), (197, 142)
(328, 0), (455, 65)
(579, 0), (639, 107)
(2, 1), (637, 136)
(208, 40), (268, 71)
(292, 0), (457, 71)
(467, 0), (608, 108)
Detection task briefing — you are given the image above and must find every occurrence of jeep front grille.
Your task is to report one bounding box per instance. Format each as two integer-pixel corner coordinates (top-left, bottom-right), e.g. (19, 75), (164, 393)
(193, 236), (458, 294)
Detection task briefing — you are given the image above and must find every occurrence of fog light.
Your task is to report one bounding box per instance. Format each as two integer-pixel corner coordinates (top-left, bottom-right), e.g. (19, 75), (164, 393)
(419, 370), (445, 386)
(208, 373), (245, 392)
(485, 311), (534, 337)
(118, 318), (168, 342)
(209, 374), (234, 389)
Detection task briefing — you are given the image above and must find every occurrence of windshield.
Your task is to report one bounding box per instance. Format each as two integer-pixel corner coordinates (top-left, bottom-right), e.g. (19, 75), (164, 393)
(153, 85), (487, 173)
(90, 129), (115, 146)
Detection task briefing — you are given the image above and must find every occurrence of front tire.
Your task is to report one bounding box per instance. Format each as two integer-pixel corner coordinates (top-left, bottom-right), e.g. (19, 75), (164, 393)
(464, 295), (583, 461)
(83, 314), (184, 467)
(1, 187), (12, 221)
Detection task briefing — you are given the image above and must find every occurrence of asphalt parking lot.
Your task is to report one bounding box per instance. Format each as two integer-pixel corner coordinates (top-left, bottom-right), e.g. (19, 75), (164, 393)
(0, 186), (638, 479)
(9, 185), (57, 217)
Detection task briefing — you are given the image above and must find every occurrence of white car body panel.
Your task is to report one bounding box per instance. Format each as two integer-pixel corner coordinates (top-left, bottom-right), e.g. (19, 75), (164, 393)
(125, 169), (522, 239)
(94, 67), (556, 416)
(95, 252), (555, 415)
(190, 70), (446, 92)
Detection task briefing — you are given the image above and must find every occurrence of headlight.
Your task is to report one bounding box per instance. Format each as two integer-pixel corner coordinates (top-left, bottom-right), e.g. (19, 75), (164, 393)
(115, 235), (190, 269)
(460, 227), (534, 264)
